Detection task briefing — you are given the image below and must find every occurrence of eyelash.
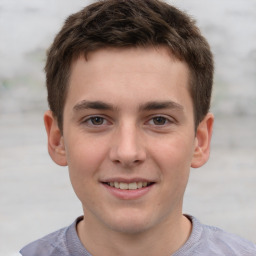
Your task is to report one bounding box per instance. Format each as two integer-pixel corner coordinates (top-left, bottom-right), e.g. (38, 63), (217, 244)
(82, 116), (111, 127)
(82, 115), (174, 127)
(148, 116), (169, 126)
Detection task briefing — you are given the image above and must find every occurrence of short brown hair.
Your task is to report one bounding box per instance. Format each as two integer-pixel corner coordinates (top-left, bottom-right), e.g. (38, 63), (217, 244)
(45, 0), (214, 131)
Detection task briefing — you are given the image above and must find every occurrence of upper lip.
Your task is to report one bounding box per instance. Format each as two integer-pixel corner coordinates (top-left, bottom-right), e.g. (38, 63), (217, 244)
(100, 177), (155, 183)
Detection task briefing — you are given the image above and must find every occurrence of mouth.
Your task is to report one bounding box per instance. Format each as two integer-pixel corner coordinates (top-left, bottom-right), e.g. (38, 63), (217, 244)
(103, 181), (154, 190)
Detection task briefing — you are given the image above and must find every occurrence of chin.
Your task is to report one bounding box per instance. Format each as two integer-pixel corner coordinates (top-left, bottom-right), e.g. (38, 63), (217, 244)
(106, 212), (155, 234)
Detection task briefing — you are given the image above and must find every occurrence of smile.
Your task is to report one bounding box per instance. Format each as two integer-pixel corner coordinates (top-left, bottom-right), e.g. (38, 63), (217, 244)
(105, 181), (154, 190)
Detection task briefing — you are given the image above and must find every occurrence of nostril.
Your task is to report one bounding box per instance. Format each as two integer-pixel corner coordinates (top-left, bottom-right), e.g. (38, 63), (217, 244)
(109, 141), (146, 166)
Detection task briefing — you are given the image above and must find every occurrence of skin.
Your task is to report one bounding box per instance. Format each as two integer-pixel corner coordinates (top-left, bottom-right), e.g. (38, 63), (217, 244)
(44, 47), (214, 256)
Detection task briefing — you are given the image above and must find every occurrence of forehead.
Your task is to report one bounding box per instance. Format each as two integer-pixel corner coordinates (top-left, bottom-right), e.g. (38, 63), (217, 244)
(76, 46), (185, 75)
(66, 47), (192, 111)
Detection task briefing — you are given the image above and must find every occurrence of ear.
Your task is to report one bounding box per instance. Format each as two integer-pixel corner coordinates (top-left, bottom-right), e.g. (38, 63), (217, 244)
(191, 113), (214, 168)
(44, 110), (67, 166)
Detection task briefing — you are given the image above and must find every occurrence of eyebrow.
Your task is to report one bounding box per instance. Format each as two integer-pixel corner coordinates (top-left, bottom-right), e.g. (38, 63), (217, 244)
(73, 100), (114, 112)
(73, 100), (184, 113)
(139, 101), (184, 112)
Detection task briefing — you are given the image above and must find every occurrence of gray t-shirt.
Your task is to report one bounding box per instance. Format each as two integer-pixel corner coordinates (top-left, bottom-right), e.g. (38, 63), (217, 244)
(20, 215), (256, 256)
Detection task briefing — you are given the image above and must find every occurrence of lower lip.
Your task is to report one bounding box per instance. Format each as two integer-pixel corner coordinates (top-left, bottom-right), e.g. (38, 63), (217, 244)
(102, 183), (154, 200)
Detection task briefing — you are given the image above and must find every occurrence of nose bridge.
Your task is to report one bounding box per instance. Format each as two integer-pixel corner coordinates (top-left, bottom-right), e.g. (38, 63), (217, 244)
(110, 119), (145, 166)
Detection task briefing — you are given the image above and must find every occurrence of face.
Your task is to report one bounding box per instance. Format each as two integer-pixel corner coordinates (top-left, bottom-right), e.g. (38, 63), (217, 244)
(45, 47), (213, 235)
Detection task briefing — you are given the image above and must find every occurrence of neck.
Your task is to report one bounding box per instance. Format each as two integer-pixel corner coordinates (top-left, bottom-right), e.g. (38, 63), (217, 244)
(77, 212), (192, 256)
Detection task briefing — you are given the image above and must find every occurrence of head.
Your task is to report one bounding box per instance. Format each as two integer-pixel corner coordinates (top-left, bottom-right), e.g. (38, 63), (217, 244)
(44, 0), (214, 241)
(45, 0), (214, 132)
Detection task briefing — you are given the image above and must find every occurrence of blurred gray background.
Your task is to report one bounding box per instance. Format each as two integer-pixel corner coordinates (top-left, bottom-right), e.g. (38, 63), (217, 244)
(0, 0), (255, 255)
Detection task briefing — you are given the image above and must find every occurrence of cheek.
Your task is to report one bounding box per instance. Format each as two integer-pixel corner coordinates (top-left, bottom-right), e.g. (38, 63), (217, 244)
(64, 136), (107, 181)
(151, 136), (195, 177)
(64, 139), (104, 204)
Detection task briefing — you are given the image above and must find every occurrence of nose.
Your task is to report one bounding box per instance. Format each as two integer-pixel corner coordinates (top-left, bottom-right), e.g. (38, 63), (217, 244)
(109, 123), (146, 167)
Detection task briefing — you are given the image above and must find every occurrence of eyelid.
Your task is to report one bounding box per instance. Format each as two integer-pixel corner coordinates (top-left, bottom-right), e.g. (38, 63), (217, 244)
(82, 115), (112, 127)
(146, 114), (176, 126)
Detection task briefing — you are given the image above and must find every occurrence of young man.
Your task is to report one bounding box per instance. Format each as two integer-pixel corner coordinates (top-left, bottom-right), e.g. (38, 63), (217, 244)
(20, 0), (256, 255)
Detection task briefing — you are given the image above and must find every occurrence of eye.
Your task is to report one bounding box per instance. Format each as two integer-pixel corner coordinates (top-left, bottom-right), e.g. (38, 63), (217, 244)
(147, 116), (172, 126)
(83, 116), (108, 126)
(151, 116), (168, 125)
(90, 116), (105, 125)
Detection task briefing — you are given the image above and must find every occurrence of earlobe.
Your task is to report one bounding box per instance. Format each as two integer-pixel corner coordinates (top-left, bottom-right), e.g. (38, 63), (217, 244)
(44, 110), (67, 166)
(191, 113), (214, 168)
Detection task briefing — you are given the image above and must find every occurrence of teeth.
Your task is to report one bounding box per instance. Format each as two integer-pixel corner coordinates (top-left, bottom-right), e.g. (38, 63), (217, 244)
(108, 181), (150, 190)
(120, 182), (129, 189)
(137, 182), (142, 188)
(114, 181), (120, 189)
(128, 182), (137, 190)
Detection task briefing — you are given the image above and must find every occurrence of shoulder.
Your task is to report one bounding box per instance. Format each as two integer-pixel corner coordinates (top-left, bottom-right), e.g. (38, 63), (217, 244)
(203, 223), (256, 255)
(19, 226), (69, 256)
(188, 216), (256, 255)
(19, 216), (91, 256)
